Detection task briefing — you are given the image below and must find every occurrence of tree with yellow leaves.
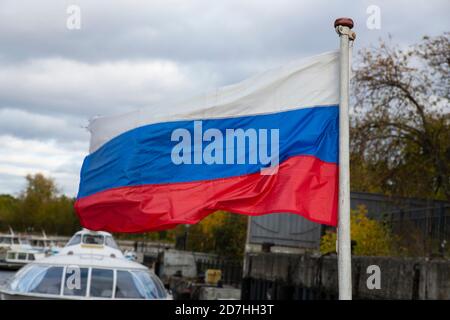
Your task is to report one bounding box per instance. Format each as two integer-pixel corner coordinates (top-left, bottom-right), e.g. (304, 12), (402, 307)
(320, 206), (396, 256)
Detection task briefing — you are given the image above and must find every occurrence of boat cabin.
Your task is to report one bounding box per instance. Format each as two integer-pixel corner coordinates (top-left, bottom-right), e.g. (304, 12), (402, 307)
(2, 255), (168, 300)
(6, 249), (45, 264)
(0, 234), (22, 248)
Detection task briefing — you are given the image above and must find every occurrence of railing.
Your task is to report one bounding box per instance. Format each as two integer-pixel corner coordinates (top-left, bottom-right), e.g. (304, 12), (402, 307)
(379, 204), (450, 256)
(126, 240), (174, 253)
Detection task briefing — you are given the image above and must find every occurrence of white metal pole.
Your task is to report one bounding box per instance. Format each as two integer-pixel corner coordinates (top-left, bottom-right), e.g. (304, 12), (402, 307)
(334, 17), (355, 300)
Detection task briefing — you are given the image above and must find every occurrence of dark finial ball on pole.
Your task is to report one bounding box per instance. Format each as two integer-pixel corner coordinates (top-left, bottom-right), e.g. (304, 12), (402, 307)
(334, 18), (354, 29)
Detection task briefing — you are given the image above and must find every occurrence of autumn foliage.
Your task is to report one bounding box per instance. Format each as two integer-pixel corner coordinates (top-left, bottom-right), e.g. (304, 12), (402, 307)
(320, 206), (396, 256)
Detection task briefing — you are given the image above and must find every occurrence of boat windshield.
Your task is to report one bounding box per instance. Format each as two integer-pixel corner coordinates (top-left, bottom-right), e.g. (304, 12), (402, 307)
(66, 234), (81, 246)
(9, 265), (63, 295)
(105, 236), (119, 249)
(7, 265), (167, 299)
(82, 234), (104, 245)
(66, 233), (120, 250)
(115, 270), (166, 299)
(132, 270), (167, 299)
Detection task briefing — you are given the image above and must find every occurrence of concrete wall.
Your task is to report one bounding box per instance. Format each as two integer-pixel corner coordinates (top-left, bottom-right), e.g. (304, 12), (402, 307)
(243, 252), (450, 300)
(198, 287), (241, 300)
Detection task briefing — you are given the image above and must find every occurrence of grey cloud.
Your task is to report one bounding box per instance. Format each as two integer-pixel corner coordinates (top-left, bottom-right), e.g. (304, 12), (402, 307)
(0, 108), (88, 142)
(0, 0), (448, 195)
(0, 173), (26, 196)
(0, 0), (447, 65)
(0, 58), (203, 118)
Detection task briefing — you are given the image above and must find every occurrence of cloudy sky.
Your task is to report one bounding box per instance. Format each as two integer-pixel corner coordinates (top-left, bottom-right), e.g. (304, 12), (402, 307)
(0, 0), (448, 196)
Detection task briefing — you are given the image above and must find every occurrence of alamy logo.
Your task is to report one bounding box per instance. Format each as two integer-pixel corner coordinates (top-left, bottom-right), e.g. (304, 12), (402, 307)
(171, 121), (279, 175)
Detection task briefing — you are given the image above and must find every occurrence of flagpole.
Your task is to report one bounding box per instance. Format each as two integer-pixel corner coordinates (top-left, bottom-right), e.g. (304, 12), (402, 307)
(334, 17), (355, 300)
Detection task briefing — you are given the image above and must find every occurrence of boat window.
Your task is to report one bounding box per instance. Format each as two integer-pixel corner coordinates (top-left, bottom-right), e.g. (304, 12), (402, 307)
(131, 271), (167, 299)
(66, 234), (81, 246)
(105, 236), (119, 249)
(0, 237), (11, 244)
(8, 264), (32, 291)
(82, 234), (104, 245)
(9, 265), (63, 295)
(29, 266), (63, 295)
(35, 240), (45, 247)
(18, 252), (27, 260)
(6, 252), (15, 260)
(28, 254), (35, 261)
(8, 265), (37, 292)
(115, 270), (144, 299)
(90, 268), (114, 298)
(150, 273), (167, 298)
(63, 266), (88, 297)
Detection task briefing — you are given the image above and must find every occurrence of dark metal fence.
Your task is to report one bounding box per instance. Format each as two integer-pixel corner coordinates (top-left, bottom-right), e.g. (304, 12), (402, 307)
(380, 204), (450, 256)
(195, 257), (243, 287)
(133, 241), (173, 253)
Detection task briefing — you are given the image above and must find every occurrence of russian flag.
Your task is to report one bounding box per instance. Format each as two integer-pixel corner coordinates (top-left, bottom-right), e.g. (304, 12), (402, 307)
(75, 51), (339, 232)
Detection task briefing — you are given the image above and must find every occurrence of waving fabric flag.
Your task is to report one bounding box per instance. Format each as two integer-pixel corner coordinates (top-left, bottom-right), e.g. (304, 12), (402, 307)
(75, 51), (339, 232)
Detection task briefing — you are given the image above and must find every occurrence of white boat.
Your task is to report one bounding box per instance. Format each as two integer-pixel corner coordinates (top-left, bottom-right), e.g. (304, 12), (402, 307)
(4, 247), (46, 270)
(0, 229), (29, 268)
(0, 229), (22, 253)
(0, 229), (171, 300)
(58, 229), (124, 258)
(27, 231), (62, 255)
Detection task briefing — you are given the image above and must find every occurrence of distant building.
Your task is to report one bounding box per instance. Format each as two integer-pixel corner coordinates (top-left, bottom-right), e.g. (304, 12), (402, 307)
(246, 191), (449, 253)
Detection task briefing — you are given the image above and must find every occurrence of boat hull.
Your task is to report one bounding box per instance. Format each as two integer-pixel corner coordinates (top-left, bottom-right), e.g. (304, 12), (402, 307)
(0, 262), (23, 271)
(0, 291), (57, 300)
